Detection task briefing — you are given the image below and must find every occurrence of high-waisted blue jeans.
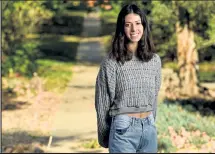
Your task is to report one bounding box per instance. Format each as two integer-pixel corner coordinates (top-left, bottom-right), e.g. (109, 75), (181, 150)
(108, 113), (157, 153)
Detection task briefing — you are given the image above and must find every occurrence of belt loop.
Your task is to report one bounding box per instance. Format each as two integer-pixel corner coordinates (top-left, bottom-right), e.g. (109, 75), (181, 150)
(112, 116), (115, 123)
(147, 116), (150, 125)
(131, 117), (134, 126)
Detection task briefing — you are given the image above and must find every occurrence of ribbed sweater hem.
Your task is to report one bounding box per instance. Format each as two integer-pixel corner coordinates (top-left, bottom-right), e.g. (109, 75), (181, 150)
(109, 106), (153, 116)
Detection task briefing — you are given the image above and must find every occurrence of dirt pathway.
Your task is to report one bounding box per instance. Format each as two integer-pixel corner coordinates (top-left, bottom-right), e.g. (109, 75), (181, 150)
(46, 11), (108, 153)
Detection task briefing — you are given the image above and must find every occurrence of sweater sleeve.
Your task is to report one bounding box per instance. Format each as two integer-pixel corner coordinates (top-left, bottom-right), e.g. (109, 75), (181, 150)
(153, 54), (162, 121)
(95, 58), (116, 148)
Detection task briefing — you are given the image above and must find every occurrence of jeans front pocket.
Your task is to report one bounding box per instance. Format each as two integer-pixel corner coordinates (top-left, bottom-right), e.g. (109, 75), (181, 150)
(113, 114), (132, 135)
(148, 113), (156, 129)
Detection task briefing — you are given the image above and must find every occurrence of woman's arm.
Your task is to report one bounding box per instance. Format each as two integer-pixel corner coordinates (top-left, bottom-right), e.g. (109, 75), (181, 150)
(153, 54), (162, 121)
(95, 58), (116, 148)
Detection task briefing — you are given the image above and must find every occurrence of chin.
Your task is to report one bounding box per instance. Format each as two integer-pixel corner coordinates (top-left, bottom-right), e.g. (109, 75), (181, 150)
(128, 36), (141, 42)
(130, 39), (140, 43)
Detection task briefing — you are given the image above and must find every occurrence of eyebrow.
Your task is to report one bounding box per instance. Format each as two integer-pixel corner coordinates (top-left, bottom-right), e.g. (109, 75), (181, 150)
(125, 20), (141, 23)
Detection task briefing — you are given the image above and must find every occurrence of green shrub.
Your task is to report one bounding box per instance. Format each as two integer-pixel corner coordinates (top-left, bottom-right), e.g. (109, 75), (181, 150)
(2, 1), (52, 77)
(2, 43), (41, 77)
(81, 139), (101, 149)
(163, 62), (178, 72)
(158, 136), (176, 153)
(157, 101), (215, 152)
(2, 1), (53, 55)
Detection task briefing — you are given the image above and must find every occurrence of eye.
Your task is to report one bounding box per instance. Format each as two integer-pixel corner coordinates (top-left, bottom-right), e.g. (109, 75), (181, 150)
(136, 22), (141, 25)
(125, 24), (130, 27)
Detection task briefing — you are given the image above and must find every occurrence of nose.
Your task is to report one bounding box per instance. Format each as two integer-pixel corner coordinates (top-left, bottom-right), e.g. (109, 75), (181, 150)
(131, 24), (136, 32)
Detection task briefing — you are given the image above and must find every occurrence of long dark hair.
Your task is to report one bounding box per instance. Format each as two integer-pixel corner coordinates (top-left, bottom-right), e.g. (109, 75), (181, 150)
(109, 4), (155, 64)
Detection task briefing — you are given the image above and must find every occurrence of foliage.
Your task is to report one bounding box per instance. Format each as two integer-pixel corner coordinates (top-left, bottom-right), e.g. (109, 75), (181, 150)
(152, 1), (215, 60)
(42, 1), (67, 12)
(156, 101), (215, 152)
(99, 1), (215, 61)
(2, 1), (53, 54)
(150, 1), (177, 59)
(42, 1), (88, 12)
(2, 42), (41, 77)
(2, 1), (85, 77)
(100, 1), (121, 19)
(2, 1), (53, 77)
(81, 139), (101, 149)
(38, 10), (85, 35)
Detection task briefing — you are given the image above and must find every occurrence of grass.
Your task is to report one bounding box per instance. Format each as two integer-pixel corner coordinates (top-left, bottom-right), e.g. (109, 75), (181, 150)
(163, 61), (215, 82)
(81, 139), (101, 149)
(24, 33), (81, 93)
(36, 59), (74, 93)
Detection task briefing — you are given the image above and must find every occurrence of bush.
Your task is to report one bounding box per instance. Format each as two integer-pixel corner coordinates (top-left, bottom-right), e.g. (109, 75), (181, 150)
(2, 1), (53, 54)
(2, 1), (53, 78)
(157, 100), (215, 152)
(2, 43), (41, 77)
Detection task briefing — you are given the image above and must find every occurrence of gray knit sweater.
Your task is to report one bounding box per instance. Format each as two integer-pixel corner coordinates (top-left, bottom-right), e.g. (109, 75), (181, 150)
(95, 53), (161, 148)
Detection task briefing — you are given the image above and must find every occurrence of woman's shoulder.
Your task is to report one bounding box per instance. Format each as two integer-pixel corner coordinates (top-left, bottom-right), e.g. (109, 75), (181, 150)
(152, 53), (161, 64)
(100, 52), (117, 68)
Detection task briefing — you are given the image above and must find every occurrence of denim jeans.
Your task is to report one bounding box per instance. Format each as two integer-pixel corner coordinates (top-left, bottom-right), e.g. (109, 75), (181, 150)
(108, 113), (157, 153)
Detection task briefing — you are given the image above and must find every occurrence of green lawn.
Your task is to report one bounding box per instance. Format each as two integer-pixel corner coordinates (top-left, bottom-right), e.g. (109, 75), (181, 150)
(36, 59), (75, 93)
(163, 61), (215, 83)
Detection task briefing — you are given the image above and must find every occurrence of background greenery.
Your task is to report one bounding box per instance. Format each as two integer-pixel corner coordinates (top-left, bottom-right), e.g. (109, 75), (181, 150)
(99, 0), (215, 83)
(1, 0), (215, 153)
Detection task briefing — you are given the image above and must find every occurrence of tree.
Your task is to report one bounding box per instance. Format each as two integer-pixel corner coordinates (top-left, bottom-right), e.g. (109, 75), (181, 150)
(2, 1), (53, 55)
(1, 1), (53, 76)
(172, 1), (214, 96)
(150, 1), (215, 97)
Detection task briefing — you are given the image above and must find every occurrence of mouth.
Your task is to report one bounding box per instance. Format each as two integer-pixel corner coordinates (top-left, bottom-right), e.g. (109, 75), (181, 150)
(131, 33), (139, 37)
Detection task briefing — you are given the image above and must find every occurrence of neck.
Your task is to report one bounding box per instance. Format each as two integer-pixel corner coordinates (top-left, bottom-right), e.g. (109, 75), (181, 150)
(127, 42), (138, 53)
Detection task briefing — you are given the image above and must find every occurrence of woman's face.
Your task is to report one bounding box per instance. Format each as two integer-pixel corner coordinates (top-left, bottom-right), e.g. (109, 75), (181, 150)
(124, 13), (143, 43)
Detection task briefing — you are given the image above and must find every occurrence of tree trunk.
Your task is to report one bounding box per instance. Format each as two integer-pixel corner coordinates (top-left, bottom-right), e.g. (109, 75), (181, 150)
(176, 22), (199, 96)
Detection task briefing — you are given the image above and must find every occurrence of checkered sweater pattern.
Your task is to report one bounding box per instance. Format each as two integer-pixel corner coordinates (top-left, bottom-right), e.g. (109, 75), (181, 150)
(95, 53), (161, 148)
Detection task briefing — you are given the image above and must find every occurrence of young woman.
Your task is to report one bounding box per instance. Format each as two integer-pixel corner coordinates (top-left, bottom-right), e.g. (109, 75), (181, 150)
(95, 4), (161, 153)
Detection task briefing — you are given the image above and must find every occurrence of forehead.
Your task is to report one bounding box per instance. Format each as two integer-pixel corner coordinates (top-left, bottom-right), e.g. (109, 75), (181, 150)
(125, 13), (141, 22)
